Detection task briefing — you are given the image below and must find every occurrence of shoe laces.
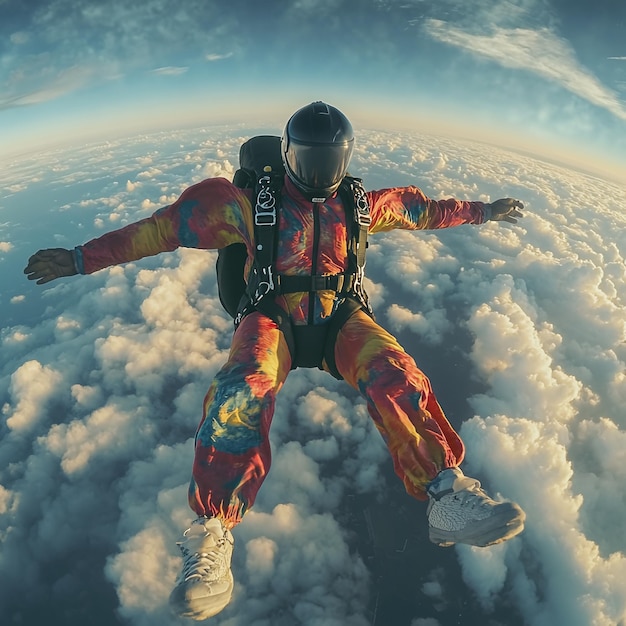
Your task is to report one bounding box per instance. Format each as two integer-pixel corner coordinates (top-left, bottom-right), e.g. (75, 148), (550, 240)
(446, 480), (492, 510)
(178, 527), (232, 583)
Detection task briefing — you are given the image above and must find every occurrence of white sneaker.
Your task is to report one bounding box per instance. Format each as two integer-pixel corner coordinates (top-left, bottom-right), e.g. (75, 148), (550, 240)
(169, 517), (235, 620)
(427, 468), (525, 547)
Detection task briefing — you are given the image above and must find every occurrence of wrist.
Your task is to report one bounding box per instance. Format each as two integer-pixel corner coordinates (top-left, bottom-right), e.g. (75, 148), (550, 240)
(482, 203), (492, 222)
(72, 247), (84, 274)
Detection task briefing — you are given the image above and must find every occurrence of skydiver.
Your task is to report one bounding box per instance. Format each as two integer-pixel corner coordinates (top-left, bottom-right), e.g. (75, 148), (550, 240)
(25, 101), (525, 621)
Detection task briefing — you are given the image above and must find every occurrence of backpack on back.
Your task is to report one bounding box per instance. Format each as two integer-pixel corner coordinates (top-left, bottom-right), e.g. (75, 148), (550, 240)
(216, 136), (284, 317)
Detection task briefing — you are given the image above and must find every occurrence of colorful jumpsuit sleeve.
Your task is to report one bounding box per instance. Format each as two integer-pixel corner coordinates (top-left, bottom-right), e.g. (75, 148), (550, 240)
(366, 186), (486, 233)
(73, 177), (253, 275)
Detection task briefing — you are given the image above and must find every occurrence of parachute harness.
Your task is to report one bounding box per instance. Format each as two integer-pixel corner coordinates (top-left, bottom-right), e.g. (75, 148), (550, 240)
(235, 168), (373, 379)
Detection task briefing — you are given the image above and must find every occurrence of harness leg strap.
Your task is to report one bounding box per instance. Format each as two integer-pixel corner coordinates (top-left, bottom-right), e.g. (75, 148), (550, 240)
(323, 298), (370, 380)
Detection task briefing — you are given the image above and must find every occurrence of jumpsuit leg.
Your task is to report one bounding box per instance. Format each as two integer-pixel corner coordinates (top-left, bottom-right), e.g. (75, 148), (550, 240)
(188, 312), (292, 527)
(332, 309), (465, 500)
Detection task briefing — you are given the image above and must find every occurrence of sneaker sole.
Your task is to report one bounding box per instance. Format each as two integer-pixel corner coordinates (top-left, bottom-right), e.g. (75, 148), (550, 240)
(169, 571), (234, 620)
(429, 502), (526, 548)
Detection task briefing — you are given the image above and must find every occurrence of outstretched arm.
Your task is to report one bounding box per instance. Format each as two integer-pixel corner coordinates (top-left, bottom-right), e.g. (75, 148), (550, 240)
(24, 248), (78, 285)
(23, 209), (181, 283)
(24, 178), (252, 284)
(368, 186), (524, 232)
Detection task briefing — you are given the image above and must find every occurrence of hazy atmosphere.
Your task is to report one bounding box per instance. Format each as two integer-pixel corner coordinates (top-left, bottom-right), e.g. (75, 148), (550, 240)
(1, 2), (625, 625)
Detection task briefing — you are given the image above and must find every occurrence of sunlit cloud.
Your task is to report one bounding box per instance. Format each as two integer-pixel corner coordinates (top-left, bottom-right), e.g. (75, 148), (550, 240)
(205, 52), (234, 62)
(424, 20), (626, 122)
(1, 125), (625, 625)
(150, 66), (188, 76)
(0, 63), (115, 110)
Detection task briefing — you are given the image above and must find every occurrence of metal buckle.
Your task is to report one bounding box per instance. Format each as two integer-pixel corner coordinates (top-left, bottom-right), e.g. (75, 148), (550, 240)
(255, 176), (277, 226)
(353, 266), (365, 289)
(255, 211), (276, 225)
(356, 209), (371, 227)
(253, 266), (275, 302)
(353, 184), (371, 226)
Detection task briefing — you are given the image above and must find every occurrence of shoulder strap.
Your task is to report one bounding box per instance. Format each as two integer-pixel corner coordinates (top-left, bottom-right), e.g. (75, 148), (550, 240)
(345, 176), (370, 267)
(250, 168), (281, 300)
(234, 168), (298, 362)
(218, 137), (284, 320)
(234, 168), (282, 322)
(337, 176), (372, 313)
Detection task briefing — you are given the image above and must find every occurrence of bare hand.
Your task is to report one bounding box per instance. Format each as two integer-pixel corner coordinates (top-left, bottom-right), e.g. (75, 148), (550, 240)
(485, 198), (524, 223)
(24, 248), (77, 284)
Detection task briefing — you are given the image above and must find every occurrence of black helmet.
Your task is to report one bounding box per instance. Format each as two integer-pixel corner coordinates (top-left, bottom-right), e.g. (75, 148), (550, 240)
(281, 101), (354, 201)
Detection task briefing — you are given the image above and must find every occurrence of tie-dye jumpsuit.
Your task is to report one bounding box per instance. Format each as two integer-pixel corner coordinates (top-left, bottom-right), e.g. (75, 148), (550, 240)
(74, 175), (487, 527)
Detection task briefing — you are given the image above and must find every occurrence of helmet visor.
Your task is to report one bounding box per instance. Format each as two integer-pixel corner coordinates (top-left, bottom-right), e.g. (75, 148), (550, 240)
(285, 139), (354, 194)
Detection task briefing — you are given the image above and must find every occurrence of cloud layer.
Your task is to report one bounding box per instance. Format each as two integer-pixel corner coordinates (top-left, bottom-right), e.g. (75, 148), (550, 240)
(1, 125), (626, 625)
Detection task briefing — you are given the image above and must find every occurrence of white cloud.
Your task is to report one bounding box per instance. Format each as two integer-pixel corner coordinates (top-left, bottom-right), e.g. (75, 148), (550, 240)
(353, 129), (626, 625)
(1, 64), (105, 108)
(424, 20), (626, 122)
(387, 302), (451, 345)
(5, 184), (26, 193)
(3, 360), (63, 433)
(206, 52), (234, 62)
(150, 66), (188, 76)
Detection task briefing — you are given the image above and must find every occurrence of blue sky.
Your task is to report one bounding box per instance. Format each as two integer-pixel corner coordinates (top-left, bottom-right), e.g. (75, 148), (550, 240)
(1, 0), (625, 182)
